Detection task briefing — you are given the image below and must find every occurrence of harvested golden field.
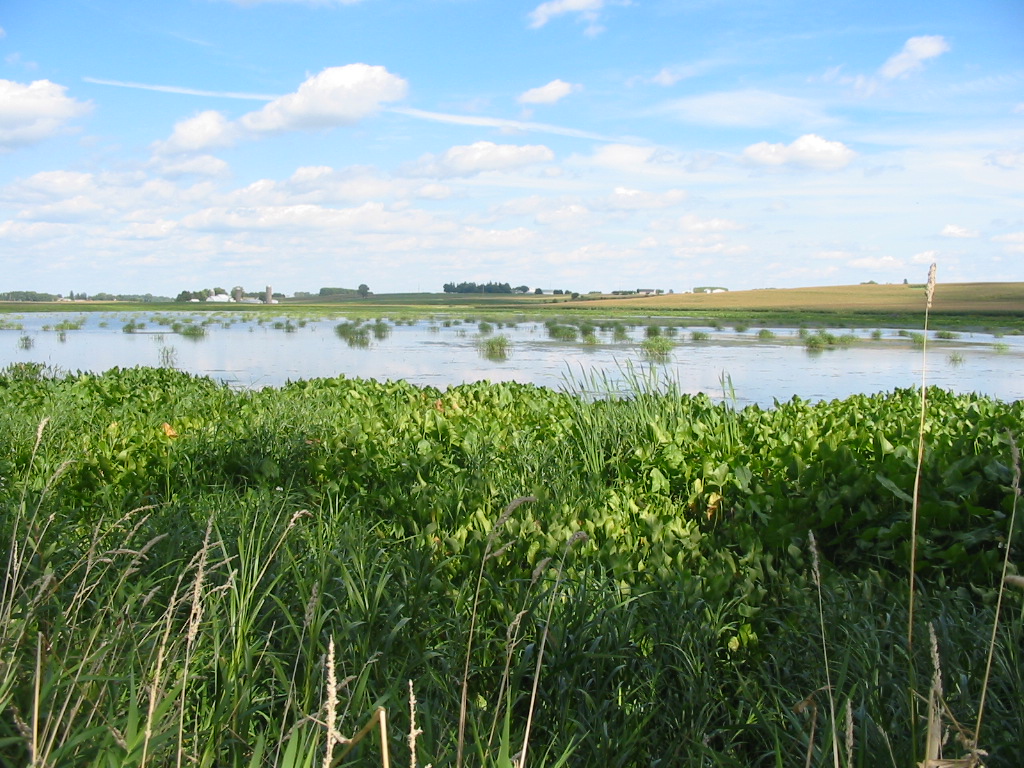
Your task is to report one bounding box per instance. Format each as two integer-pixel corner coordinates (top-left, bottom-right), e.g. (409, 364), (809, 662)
(593, 282), (1024, 314)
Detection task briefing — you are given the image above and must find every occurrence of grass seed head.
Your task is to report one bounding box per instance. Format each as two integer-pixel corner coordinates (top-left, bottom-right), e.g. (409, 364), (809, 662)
(531, 557), (553, 584)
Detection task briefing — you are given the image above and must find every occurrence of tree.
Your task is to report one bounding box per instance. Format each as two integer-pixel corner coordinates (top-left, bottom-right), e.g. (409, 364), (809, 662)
(534, 288), (543, 295)
(358, 284), (370, 298)
(514, 285), (530, 294)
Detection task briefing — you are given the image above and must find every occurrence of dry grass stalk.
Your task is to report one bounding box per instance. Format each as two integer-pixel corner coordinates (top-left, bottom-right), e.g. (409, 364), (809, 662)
(407, 680), (430, 768)
(518, 530), (587, 768)
(143, 583), (182, 768)
(972, 432), (1021, 758)
(844, 698), (854, 768)
(176, 517), (214, 768)
(922, 623), (944, 764)
(793, 692), (818, 768)
(322, 637), (343, 768)
(909, 262), (937, 651)
(456, 495), (535, 768)
(917, 616), (990, 767)
(336, 707), (390, 766)
(807, 531), (840, 768)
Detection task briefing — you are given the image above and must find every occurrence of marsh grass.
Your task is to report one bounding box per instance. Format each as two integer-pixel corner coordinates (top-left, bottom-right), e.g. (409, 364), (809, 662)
(796, 263), (1020, 767)
(0, 346), (1019, 767)
(477, 334), (511, 361)
(640, 336), (674, 361)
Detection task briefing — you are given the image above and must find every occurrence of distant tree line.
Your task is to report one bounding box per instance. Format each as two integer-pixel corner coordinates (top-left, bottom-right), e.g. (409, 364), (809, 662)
(0, 290), (170, 302)
(319, 285), (370, 298)
(1, 290), (58, 302)
(443, 281), (525, 294)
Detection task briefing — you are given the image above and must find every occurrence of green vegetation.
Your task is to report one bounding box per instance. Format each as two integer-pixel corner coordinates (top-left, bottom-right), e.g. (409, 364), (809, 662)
(803, 329), (858, 351)
(477, 334), (511, 361)
(544, 322), (578, 342)
(1, 363), (1018, 766)
(172, 322), (206, 340)
(335, 321), (371, 348)
(639, 336), (674, 360)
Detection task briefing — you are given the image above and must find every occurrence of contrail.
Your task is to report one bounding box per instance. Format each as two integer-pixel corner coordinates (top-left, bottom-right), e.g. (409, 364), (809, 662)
(84, 77), (625, 142)
(83, 76), (276, 101)
(389, 106), (620, 142)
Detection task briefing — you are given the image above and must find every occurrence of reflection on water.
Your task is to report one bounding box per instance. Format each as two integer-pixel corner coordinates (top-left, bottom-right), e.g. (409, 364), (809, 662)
(2, 312), (1021, 407)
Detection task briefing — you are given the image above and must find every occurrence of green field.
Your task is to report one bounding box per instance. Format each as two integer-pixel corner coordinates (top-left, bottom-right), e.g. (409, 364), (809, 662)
(1, 362), (1020, 766)
(4, 281), (1022, 333)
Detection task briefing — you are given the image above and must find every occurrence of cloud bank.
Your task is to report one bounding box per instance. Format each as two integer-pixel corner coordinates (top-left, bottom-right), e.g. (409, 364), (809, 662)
(0, 79), (91, 150)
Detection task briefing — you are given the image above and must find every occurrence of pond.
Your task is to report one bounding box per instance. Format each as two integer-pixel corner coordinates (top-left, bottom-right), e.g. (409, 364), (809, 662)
(2, 311), (1021, 407)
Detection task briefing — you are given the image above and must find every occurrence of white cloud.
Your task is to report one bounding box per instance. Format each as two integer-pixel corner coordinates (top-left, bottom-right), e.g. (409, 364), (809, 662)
(153, 154), (231, 178)
(16, 195), (105, 222)
(993, 232), (1024, 253)
(661, 89), (827, 128)
(528, 0), (604, 30)
(598, 187), (687, 210)
(849, 255), (903, 269)
(10, 170), (96, 200)
(588, 143), (657, 170)
(154, 110), (240, 154)
(181, 201), (449, 235)
(676, 213), (741, 233)
(879, 36), (950, 80)
(415, 184), (452, 200)
(536, 203), (590, 227)
(743, 134), (856, 171)
(518, 79), (581, 105)
(240, 64), (406, 134)
(912, 250), (938, 264)
(418, 141), (555, 177)
(456, 226), (536, 249)
(941, 224), (979, 238)
(986, 150), (1024, 170)
(0, 79), (91, 150)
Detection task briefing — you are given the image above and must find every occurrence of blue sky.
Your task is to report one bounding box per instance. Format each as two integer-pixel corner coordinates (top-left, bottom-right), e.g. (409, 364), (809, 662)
(1, 0), (1022, 296)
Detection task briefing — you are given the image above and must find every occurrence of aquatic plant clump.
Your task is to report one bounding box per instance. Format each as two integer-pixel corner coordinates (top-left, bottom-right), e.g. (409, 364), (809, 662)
(640, 336), (674, 361)
(477, 334), (511, 361)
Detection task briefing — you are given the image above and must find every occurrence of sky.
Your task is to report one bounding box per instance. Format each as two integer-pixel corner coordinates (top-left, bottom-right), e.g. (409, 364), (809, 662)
(0, 0), (1022, 297)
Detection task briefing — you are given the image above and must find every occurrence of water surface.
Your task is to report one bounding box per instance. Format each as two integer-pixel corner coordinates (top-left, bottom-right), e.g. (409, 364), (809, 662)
(3, 312), (1020, 407)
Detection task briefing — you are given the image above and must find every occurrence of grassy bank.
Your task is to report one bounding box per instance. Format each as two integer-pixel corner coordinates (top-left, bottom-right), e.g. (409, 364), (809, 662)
(1, 364), (1020, 766)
